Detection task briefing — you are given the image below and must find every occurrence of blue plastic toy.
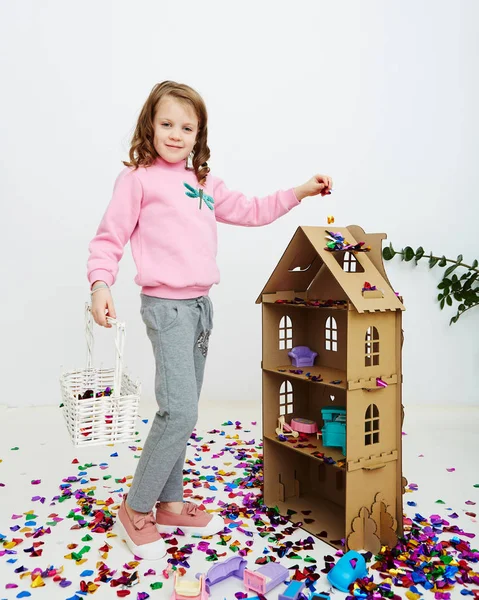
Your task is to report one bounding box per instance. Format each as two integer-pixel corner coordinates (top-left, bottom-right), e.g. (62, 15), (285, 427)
(321, 406), (346, 455)
(326, 550), (368, 592)
(309, 594), (330, 600)
(278, 579), (305, 600)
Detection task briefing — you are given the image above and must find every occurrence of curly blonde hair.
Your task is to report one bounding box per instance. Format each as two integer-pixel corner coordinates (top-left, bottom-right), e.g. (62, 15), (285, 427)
(123, 81), (210, 186)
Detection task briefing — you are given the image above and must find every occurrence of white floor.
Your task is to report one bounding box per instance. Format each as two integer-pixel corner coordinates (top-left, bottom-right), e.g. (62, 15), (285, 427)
(0, 402), (478, 600)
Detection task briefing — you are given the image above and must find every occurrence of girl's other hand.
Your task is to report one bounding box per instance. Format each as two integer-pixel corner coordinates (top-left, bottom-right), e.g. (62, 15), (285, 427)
(294, 174), (333, 201)
(91, 288), (117, 328)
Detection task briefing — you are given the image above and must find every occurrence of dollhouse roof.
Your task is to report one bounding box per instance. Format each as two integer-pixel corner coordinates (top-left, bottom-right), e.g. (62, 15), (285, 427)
(256, 225), (405, 313)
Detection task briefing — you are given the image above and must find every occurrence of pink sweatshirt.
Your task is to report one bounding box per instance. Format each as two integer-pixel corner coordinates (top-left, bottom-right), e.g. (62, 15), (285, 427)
(87, 156), (300, 299)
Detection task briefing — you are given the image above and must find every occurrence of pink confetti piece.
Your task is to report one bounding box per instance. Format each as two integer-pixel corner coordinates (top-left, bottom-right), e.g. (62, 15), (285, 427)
(31, 479), (41, 485)
(446, 468), (456, 473)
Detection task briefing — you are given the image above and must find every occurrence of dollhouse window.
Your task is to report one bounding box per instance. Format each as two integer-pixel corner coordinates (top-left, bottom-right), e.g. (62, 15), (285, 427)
(365, 404), (379, 445)
(365, 326), (379, 366)
(343, 252), (358, 272)
(279, 380), (294, 416)
(279, 316), (293, 350)
(325, 317), (338, 352)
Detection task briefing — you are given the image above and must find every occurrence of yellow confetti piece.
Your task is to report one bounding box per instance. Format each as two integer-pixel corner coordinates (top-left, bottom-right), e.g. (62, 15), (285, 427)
(20, 527), (33, 533)
(100, 552), (108, 559)
(223, 462), (232, 466)
(87, 582), (99, 593)
(327, 215), (335, 224)
(4, 541), (18, 549)
(64, 554), (73, 560)
(20, 571), (32, 579)
(31, 575), (45, 588)
(106, 532), (117, 538)
(126, 475), (133, 480)
(75, 558), (88, 566)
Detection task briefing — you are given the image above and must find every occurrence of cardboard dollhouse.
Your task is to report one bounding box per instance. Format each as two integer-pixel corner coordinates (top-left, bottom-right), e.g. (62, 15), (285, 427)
(257, 225), (406, 553)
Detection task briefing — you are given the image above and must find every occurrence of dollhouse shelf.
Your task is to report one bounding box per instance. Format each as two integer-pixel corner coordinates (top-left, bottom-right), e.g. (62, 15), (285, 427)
(264, 365), (347, 390)
(264, 300), (349, 310)
(272, 493), (345, 547)
(264, 433), (345, 469)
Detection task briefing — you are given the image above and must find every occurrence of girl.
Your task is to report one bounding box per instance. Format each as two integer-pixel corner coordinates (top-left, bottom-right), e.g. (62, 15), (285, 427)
(87, 80), (332, 560)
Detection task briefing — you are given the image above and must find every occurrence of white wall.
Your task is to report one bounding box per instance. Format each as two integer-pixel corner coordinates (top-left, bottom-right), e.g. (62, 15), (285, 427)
(1, 0), (477, 409)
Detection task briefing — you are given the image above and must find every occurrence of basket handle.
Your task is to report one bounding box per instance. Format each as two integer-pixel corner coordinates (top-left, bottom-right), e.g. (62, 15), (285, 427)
(85, 302), (126, 397)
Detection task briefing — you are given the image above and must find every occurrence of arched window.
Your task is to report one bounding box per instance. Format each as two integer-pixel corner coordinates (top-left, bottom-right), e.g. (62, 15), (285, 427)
(343, 252), (358, 272)
(365, 326), (379, 366)
(365, 404), (379, 445)
(325, 316), (338, 352)
(279, 380), (294, 415)
(279, 316), (293, 350)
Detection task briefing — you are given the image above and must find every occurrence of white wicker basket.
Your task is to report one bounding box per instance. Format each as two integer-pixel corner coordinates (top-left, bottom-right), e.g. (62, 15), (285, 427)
(60, 303), (141, 447)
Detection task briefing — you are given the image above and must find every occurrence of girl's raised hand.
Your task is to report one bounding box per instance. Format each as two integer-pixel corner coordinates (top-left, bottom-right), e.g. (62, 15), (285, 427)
(294, 174), (333, 201)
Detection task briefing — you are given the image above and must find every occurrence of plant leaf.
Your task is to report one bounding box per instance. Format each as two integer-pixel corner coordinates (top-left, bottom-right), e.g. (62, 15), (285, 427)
(429, 256), (439, 268)
(444, 264), (458, 278)
(446, 295), (453, 306)
(404, 246), (415, 262)
(415, 247), (425, 262)
(472, 259), (478, 269)
(439, 256), (447, 267)
(383, 247), (394, 261)
(440, 298), (445, 310)
(456, 254), (463, 264)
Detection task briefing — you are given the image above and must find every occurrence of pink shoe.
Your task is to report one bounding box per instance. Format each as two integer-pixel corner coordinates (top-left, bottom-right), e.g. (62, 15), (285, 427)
(155, 501), (225, 536)
(116, 497), (167, 560)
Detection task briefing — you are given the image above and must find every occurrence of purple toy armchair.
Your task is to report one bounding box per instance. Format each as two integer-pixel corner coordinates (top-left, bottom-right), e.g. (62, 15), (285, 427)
(288, 346), (318, 367)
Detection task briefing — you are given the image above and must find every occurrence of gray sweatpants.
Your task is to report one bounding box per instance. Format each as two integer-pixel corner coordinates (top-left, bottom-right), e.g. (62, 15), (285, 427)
(127, 294), (213, 513)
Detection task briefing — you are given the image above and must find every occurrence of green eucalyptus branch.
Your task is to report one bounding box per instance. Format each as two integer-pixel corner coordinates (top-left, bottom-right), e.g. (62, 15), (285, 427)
(382, 244), (479, 325)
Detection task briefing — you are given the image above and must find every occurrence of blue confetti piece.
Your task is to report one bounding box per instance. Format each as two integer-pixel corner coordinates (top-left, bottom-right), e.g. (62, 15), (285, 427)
(78, 471), (87, 476)
(208, 486), (217, 491)
(16, 592), (32, 598)
(80, 569), (94, 577)
(228, 522), (241, 529)
(80, 479), (89, 484)
(407, 501), (417, 506)
(110, 452), (118, 457)
(7, 558), (17, 563)
(25, 521), (36, 527)
(142, 419), (149, 424)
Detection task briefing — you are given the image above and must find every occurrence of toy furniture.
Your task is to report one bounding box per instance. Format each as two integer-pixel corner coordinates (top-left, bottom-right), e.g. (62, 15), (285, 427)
(278, 579), (305, 600)
(276, 415), (299, 438)
(326, 550), (368, 592)
(288, 345), (318, 367)
(258, 225), (406, 552)
(290, 417), (318, 434)
(171, 573), (208, 600)
(243, 562), (289, 595)
(198, 556), (246, 594)
(320, 407), (346, 455)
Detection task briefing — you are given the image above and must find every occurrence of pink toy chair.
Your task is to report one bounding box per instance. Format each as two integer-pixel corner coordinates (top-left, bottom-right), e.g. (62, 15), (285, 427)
(288, 346), (318, 367)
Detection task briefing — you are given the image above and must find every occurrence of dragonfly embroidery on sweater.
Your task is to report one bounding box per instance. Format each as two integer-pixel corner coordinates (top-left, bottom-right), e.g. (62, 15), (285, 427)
(183, 182), (214, 210)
